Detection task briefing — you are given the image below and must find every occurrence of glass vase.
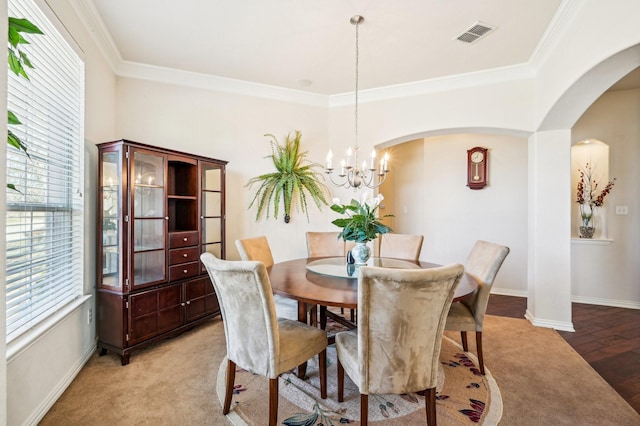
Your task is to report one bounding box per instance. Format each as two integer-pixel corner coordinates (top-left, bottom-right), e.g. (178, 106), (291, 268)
(579, 204), (596, 238)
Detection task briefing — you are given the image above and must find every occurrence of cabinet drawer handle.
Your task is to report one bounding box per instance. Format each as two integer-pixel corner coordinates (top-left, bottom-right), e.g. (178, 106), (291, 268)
(183, 269), (188, 274)
(186, 301), (191, 305)
(183, 253), (188, 258)
(183, 237), (188, 242)
(181, 302), (186, 307)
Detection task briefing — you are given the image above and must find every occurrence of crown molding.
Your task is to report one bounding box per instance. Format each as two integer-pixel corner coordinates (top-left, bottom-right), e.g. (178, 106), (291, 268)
(529, 0), (587, 70)
(68, 0), (121, 71)
(329, 63), (536, 107)
(117, 61), (330, 107)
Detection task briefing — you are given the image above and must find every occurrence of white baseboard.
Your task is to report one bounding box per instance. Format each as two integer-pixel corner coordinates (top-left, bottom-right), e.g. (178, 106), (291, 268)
(25, 339), (97, 426)
(491, 287), (527, 297)
(571, 295), (640, 310)
(492, 288), (640, 310)
(525, 309), (575, 332)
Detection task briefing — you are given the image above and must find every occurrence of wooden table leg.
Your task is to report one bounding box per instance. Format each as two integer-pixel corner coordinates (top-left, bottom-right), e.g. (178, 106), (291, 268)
(297, 301), (308, 379)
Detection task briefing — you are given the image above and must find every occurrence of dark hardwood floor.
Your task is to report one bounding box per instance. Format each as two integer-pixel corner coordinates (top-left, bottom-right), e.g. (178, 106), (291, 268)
(487, 294), (640, 415)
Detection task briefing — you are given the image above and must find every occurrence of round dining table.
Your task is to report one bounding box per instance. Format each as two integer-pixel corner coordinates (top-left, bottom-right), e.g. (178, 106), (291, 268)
(268, 256), (478, 324)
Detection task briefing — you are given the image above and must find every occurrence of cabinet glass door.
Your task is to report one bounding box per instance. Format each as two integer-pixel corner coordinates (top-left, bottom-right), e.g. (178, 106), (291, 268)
(100, 150), (122, 288)
(132, 149), (167, 288)
(201, 162), (224, 263)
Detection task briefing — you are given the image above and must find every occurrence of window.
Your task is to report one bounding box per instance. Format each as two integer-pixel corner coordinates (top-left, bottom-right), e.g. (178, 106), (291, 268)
(6, 0), (84, 342)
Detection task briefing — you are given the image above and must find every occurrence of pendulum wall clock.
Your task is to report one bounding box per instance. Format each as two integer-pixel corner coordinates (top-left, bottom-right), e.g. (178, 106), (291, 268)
(467, 147), (488, 190)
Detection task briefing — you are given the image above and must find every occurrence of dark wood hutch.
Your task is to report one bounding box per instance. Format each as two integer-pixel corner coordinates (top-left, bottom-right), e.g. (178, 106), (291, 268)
(97, 140), (226, 364)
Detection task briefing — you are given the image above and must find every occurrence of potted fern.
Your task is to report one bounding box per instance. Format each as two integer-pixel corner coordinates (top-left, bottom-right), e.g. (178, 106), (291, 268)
(246, 131), (329, 223)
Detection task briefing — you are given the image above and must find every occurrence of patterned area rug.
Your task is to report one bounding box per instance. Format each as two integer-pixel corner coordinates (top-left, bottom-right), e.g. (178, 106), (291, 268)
(216, 336), (502, 425)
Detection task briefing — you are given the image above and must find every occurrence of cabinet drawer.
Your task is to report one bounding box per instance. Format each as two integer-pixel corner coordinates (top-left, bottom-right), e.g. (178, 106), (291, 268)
(169, 261), (200, 281)
(169, 231), (199, 248)
(169, 247), (200, 265)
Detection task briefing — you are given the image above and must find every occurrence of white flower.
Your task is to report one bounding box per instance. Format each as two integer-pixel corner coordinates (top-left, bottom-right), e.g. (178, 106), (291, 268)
(364, 193), (384, 209)
(332, 197), (341, 206)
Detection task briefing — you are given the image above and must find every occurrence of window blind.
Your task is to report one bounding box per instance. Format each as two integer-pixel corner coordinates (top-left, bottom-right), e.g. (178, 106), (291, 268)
(6, 0), (84, 342)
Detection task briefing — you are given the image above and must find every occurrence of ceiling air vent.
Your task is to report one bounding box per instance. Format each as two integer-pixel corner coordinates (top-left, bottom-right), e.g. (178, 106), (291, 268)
(455, 21), (495, 44)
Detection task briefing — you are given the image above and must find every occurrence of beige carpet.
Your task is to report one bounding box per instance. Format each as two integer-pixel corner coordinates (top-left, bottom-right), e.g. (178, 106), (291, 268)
(40, 315), (640, 426)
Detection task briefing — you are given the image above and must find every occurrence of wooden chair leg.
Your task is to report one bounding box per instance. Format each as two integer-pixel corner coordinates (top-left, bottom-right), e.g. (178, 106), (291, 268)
(476, 331), (485, 375)
(425, 387), (436, 426)
(360, 393), (368, 426)
(319, 349), (327, 399)
(269, 377), (279, 426)
(350, 308), (355, 322)
(223, 359), (236, 414)
(297, 361), (307, 379)
(460, 331), (468, 352)
(337, 359), (344, 402)
(320, 306), (327, 330)
(312, 305), (318, 326)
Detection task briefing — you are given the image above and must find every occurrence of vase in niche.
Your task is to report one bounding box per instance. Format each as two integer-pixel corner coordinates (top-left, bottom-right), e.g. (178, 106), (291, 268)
(351, 242), (370, 265)
(579, 204), (595, 238)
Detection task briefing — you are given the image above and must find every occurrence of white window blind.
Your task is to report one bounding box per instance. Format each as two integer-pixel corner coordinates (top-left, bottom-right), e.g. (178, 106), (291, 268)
(6, 0), (84, 342)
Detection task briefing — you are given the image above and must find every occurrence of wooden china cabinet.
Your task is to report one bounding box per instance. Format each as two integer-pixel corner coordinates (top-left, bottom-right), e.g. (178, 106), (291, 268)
(97, 140), (226, 365)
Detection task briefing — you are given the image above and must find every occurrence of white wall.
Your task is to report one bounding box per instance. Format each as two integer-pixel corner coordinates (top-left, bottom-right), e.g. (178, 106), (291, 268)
(570, 88), (640, 305)
(114, 77), (331, 262)
(381, 134), (528, 295)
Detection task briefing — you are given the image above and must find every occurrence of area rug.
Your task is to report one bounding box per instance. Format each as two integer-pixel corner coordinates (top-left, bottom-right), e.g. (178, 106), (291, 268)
(215, 335), (502, 425)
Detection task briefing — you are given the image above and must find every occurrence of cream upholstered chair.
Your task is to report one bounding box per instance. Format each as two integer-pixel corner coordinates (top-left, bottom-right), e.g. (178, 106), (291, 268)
(306, 231), (345, 257)
(305, 231), (355, 323)
(378, 233), (424, 261)
(335, 264), (464, 425)
(235, 236), (316, 324)
(200, 253), (327, 426)
(445, 240), (510, 375)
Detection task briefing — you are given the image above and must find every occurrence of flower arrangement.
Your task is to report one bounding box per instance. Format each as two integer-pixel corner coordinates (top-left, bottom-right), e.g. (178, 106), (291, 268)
(330, 193), (393, 242)
(576, 162), (615, 229)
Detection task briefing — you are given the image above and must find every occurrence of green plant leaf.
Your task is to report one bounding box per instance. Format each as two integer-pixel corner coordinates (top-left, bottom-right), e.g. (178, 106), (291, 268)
(8, 49), (29, 79)
(7, 130), (29, 157)
(19, 50), (34, 69)
(8, 110), (21, 125)
(9, 17), (44, 35)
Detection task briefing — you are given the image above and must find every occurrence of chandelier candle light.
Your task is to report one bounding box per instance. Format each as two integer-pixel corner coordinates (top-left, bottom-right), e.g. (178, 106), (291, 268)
(325, 15), (390, 190)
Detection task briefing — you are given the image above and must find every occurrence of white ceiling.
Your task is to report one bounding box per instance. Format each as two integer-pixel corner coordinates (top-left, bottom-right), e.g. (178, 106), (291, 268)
(86, 0), (569, 96)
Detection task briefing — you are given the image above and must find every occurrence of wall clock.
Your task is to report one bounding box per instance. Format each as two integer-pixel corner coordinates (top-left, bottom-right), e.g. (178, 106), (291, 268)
(467, 147), (488, 189)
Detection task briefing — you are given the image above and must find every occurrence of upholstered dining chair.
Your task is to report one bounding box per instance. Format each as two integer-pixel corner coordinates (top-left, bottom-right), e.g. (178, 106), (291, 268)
(305, 231), (356, 323)
(335, 263), (464, 425)
(445, 240), (510, 375)
(200, 253), (327, 426)
(235, 236), (317, 325)
(378, 232), (424, 261)
(306, 231), (346, 257)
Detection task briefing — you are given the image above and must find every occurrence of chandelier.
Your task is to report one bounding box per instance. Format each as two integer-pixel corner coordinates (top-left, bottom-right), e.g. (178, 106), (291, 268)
(324, 15), (389, 190)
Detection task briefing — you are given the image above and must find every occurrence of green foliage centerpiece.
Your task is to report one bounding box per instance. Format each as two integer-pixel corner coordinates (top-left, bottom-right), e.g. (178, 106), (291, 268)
(246, 131), (329, 223)
(330, 193), (393, 264)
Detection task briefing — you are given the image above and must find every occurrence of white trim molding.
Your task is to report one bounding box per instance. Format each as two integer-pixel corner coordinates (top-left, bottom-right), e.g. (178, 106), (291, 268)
(525, 309), (575, 332)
